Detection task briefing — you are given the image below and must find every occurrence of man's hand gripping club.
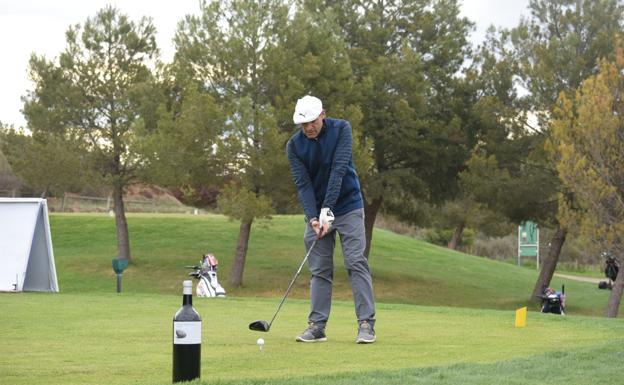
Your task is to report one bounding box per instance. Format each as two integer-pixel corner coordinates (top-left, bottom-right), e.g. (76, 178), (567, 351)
(310, 208), (335, 239)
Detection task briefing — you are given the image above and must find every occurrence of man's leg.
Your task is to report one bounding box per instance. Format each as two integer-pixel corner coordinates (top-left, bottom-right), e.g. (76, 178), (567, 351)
(334, 209), (376, 326)
(304, 224), (336, 325)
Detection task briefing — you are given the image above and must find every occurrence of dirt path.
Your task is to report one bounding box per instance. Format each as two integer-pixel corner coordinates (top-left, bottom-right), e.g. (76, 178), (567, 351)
(554, 273), (603, 284)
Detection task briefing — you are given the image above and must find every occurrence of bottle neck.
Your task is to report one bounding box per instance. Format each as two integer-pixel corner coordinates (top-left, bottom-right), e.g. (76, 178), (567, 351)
(183, 294), (192, 306)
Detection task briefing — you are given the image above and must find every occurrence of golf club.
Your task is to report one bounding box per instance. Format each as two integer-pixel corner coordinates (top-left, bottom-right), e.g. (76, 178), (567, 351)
(249, 239), (317, 332)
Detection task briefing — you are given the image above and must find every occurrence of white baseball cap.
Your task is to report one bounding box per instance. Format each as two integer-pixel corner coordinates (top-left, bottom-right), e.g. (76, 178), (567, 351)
(293, 95), (323, 124)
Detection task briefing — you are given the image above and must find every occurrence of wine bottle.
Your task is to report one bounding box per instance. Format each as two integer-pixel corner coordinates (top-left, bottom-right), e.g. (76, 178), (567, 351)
(173, 280), (201, 383)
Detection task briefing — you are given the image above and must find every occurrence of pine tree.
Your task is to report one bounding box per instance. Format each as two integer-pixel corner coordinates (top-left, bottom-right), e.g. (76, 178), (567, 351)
(22, 6), (159, 261)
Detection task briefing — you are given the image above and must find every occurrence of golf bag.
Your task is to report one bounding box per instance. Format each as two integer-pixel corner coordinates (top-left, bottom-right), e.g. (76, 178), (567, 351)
(598, 252), (620, 290)
(541, 285), (565, 315)
(187, 253), (226, 297)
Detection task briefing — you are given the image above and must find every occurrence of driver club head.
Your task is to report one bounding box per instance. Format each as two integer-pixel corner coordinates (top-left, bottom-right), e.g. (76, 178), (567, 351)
(249, 320), (270, 332)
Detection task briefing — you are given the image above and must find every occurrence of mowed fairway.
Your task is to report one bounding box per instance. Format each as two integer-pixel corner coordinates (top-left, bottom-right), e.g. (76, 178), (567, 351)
(1, 292), (623, 385)
(1, 213), (624, 385)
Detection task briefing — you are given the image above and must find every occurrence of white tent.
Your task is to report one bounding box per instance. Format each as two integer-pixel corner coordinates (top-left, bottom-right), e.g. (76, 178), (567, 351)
(0, 198), (59, 292)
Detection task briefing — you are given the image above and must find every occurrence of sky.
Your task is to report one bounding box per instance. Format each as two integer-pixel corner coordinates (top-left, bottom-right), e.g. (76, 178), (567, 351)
(0, 0), (530, 128)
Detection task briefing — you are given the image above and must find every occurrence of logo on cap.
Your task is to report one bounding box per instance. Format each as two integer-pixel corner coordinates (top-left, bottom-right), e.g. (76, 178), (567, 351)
(293, 95), (323, 124)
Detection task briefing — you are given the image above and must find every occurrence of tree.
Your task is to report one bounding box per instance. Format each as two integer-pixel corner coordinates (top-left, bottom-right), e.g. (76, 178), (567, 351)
(458, 32), (559, 242)
(427, 30), (531, 249)
(0, 125), (23, 195)
(22, 6), (159, 261)
(218, 98), (288, 287)
(136, 80), (225, 207)
(551, 50), (624, 317)
(513, 0), (624, 127)
(508, 0), (624, 300)
(1, 129), (88, 197)
(174, 0), (295, 287)
(0, 130), (8, 174)
(304, 0), (475, 257)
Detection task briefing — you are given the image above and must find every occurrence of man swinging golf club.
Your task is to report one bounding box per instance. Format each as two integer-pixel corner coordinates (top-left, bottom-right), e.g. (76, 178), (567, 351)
(286, 95), (376, 344)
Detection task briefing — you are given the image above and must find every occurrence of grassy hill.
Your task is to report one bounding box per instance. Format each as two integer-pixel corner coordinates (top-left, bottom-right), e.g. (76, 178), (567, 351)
(49, 213), (619, 316)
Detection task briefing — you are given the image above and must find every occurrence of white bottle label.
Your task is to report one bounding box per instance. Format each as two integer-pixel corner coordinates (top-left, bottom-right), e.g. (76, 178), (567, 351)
(173, 321), (201, 344)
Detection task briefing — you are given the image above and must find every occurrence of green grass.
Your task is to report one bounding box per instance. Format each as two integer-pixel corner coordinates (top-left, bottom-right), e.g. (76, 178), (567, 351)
(48, 213), (618, 316)
(190, 341), (624, 385)
(1, 292), (623, 385)
(2, 213), (624, 385)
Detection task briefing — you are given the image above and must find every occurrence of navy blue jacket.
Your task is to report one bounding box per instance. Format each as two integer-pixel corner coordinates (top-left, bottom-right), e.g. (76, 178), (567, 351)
(286, 118), (364, 220)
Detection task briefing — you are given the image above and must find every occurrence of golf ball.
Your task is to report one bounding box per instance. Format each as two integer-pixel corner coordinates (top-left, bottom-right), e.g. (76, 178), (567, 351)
(257, 338), (265, 346)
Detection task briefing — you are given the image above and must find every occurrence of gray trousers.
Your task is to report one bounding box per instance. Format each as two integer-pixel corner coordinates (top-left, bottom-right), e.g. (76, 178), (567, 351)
(304, 208), (376, 326)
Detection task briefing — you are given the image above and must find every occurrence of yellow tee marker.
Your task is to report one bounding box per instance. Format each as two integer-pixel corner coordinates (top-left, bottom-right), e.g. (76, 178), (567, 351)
(515, 307), (527, 328)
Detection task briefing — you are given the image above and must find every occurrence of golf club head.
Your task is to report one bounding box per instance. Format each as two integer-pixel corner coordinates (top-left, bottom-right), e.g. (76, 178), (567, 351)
(249, 320), (270, 332)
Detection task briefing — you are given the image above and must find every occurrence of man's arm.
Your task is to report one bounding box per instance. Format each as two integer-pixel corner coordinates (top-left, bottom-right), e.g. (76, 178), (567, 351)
(322, 121), (352, 210)
(286, 140), (318, 221)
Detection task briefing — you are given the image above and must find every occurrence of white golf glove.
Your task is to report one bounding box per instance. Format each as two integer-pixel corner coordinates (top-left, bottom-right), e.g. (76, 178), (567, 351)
(319, 208), (335, 228)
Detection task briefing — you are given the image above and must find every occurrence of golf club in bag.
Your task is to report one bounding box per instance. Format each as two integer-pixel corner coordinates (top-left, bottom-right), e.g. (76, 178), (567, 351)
(186, 253), (226, 297)
(249, 240), (317, 332)
(540, 285), (565, 315)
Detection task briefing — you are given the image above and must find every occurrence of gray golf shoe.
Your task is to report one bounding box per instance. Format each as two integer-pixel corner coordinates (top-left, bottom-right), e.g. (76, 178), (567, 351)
(295, 322), (327, 342)
(356, 320), (375, 344)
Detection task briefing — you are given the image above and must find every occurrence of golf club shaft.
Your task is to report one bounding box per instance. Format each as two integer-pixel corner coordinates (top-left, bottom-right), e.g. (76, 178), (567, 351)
(267, 240), (317, 328)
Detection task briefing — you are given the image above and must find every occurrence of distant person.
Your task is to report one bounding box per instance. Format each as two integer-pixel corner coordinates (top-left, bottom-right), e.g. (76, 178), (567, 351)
(286, 95), (376, 344)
